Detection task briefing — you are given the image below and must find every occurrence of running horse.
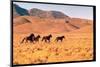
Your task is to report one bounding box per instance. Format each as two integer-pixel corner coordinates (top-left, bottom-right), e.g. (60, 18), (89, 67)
(20, 33), (35, 44)
(42, 34), (52, 43)
(55, 36), (65, 42)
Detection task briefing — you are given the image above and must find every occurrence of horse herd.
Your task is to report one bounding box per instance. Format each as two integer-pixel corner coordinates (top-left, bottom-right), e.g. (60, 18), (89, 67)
(21, 33), (65, 44)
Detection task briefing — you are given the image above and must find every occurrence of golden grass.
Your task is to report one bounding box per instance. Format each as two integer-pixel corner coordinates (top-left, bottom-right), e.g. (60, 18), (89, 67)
(13, 32), (93, 65)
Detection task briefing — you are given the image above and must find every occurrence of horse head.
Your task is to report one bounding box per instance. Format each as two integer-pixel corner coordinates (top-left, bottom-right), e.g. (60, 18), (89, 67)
(37, 35), (41, 38)
(30, 33), (35, 37)
(49, 34), (52, 38)
(63, 36), (65, 39)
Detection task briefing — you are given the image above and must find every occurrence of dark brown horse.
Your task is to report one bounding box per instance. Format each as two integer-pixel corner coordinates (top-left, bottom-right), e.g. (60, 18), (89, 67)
(34, 35), (41, 42)
(55, 36), (65, 42)
(20, 33), (35, 44)
(42, 34), (52, 43)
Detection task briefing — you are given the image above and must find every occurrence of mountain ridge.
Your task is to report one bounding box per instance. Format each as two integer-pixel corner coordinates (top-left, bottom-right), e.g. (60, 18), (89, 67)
(13, 4), (70, 19)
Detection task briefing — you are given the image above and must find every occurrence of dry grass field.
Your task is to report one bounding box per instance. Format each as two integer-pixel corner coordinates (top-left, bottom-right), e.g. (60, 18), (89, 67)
(13, 25), (93, 64)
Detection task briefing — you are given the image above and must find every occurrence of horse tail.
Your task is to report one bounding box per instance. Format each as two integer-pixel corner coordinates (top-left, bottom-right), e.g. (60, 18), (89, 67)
(41, 38), (43, 41)
(54, 38), (57, 42)
(55, 38), (56, 41)
(20, 37), (26, 44)
(41, 37), (44, 41)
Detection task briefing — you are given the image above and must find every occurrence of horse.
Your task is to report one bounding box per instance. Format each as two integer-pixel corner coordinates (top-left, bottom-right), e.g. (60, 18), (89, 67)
(42, 34), (52, 43)
(55, 36), (65, 42)
(20, 33), (35, 44)
(34, 35), (41, 42)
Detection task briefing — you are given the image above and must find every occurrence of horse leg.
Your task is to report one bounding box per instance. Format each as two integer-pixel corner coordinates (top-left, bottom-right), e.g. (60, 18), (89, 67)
(41, 38), (44, 42)
(37, 39), (39, 43)
(45, 39), (47, 43)
(54, 39), (57, 42)
(31, 40), (35, 44)
(32, 40), (34, 43)
(20, 38), (25, 44)
(33, 40), (36, 44)
(61, 39), (62, 42)
(25, 39), (28, 43)
(48, 39), (50, 43)
(57, 39), (59, 42)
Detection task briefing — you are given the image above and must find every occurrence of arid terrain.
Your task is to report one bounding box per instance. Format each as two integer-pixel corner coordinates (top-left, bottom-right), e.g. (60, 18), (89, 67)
(13, 4), (94, 65)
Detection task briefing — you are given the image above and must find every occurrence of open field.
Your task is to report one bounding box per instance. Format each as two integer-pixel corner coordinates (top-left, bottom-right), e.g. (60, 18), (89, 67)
(13, 30), (93, 64)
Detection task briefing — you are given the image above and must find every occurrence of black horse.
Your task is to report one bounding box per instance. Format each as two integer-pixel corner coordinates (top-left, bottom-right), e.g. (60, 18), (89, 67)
(42, 34), (52, 43)
(55, 36), (65, 42)
(34, 35), (41, 42)
(20, 33), (35, 44)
